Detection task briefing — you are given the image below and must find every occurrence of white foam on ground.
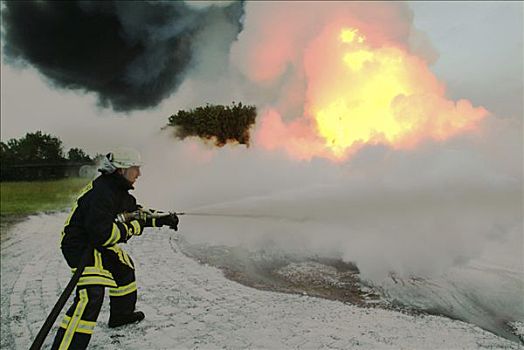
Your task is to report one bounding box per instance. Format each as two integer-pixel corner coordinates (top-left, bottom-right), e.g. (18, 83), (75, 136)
(1, 213), (520, 349)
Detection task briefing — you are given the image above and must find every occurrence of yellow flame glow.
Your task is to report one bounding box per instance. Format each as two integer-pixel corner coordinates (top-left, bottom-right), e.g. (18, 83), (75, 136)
(339, 28), (364, 44)
(313, 28), (422, 155)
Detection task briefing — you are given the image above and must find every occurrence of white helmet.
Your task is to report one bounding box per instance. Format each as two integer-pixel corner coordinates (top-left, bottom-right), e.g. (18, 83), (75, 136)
(99, 147), (142, 174)
(109, 147), (142, 168)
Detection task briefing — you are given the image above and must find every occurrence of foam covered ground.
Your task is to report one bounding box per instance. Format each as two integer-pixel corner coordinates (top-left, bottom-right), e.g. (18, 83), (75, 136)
(1, 214), (519, 349)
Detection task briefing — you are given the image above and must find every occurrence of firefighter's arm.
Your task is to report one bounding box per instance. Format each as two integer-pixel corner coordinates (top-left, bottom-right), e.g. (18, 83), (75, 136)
(86, 191), (143, 247)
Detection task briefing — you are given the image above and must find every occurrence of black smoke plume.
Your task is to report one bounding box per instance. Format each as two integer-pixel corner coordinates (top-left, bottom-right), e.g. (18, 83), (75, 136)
(1, 1), (244, 111)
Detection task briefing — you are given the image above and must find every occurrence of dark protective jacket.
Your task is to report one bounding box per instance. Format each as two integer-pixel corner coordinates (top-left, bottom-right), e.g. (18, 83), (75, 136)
(60, 172), (139, 268)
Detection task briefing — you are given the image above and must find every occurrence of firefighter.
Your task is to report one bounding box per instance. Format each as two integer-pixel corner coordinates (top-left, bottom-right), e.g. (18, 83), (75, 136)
(51, 147), (179, 350)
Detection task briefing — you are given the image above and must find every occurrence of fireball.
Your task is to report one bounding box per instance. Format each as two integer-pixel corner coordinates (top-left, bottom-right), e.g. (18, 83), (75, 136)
(257, 24), (488, 161)
(306, 26), (487, 157)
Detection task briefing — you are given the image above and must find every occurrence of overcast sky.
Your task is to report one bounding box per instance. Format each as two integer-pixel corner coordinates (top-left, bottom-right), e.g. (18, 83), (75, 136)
(409, 1), (522, 119)
(1, 1), (522, 155)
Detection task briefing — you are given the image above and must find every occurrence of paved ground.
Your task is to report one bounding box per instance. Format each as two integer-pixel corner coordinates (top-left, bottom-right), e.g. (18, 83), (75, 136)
(1, 214), (520, 349)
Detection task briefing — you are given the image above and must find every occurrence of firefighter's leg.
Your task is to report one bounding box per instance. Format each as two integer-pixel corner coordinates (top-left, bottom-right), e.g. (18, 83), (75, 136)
(103, 245), (144, 326)
(50, 286), (104, 350)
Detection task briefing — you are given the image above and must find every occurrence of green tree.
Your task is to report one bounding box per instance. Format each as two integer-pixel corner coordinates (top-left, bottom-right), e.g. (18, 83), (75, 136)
(168, 102), (257, 147)
(67, 148), (91, 162)
(0, 141), (15, 163)
(5, 131), (65, 163)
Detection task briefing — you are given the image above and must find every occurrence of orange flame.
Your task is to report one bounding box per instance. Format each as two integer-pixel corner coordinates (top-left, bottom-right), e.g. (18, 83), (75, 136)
(257, 25), (488, 160)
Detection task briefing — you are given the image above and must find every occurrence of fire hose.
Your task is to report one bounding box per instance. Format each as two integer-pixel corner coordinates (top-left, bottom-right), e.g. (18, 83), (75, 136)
(29, 246), (93, 350)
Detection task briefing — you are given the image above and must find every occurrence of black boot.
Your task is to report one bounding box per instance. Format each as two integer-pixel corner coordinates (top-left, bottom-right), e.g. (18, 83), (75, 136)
(108, 311), (145, 328)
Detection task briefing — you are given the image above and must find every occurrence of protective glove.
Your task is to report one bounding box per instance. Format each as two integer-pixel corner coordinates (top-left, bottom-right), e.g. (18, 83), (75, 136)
(138, 208), (161, 228)
(154, 213), (179, 231)
(126, 219), (144, 239)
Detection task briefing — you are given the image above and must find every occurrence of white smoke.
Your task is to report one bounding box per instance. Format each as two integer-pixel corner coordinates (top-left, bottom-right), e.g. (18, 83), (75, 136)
(135, 116), (522, 280)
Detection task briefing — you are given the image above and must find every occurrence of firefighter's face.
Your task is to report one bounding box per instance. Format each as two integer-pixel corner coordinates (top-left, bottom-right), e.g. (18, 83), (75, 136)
(122, 166), (141, 185)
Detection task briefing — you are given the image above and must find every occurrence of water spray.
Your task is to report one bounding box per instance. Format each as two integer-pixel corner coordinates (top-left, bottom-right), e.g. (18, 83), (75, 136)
(173, 211), (309, 222)
(129, 209), (309, 223)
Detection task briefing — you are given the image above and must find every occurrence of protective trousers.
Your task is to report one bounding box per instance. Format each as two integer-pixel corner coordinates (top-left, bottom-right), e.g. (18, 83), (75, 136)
(51, 246), (137, 350)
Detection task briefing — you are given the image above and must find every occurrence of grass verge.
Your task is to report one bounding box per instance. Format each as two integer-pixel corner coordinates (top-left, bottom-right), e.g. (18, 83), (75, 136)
(0, 177), (90, 235)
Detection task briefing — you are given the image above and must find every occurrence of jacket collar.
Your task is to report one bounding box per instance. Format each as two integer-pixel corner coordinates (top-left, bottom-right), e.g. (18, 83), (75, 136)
(102, 171), (134, 191)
